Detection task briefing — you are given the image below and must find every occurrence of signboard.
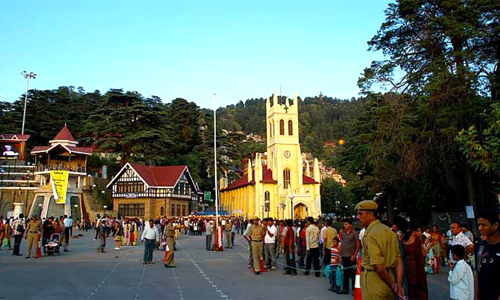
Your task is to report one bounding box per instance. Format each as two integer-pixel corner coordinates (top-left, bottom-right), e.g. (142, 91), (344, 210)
(124, 193), (138, 198)
(50, 170), (69, 204)
(465, 206), (475, 219)
(204, 191), (212, 201)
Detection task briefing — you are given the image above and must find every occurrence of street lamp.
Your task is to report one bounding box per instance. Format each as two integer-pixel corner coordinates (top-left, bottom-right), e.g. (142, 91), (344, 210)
(289, 195), (294, 222)
(21, 71), (36, 135)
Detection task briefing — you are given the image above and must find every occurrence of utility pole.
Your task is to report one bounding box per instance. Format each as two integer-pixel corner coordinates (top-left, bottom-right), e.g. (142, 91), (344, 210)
(213, 92), (219, 230)
(21, 71), (36, 135)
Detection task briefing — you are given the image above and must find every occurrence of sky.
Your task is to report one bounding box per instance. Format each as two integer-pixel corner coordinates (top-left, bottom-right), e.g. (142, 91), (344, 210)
(0, 0), (392, 108)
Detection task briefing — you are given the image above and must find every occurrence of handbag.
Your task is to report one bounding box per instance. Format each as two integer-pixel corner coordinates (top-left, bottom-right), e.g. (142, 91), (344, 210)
(336, 263), (344, 288)
(324, 264), (331, 279)
(2, 237), (9, 248)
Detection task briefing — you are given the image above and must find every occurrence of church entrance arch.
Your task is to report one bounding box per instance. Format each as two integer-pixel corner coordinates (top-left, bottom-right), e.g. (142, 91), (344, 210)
(294, 203), (307, 219)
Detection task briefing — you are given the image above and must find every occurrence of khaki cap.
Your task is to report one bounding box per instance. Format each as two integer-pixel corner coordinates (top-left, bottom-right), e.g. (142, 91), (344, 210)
(355, 200), (378, 211)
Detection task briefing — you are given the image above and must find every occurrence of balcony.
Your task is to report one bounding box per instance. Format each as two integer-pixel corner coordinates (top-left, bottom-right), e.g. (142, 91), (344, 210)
(34, 164), (87, 174)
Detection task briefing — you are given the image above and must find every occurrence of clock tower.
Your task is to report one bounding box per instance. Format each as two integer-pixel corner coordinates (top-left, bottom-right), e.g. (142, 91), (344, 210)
(266, 92), (304, 195)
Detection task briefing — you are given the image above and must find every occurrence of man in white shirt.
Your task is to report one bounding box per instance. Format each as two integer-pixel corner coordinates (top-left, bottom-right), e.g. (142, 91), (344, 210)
(141, 219), (160, 264)
(63, 215), (73, 252)
(264, 218), (277, 270)
(449, 222), (474, 264)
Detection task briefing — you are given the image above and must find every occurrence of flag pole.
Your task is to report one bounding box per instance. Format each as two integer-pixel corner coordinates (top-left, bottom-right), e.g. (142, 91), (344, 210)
(213, 92), (219, 231)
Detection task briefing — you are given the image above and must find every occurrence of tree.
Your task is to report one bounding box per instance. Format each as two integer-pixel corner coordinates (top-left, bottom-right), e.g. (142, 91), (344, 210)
(321, 178), (356, 217)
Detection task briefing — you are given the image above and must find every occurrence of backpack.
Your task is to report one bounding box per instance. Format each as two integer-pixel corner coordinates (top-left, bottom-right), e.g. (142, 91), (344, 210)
(16, 223), (24, 234)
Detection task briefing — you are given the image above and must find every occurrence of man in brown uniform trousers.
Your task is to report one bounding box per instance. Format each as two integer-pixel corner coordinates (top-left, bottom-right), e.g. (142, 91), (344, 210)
(244, 216), (264, 275)
(164, 218), (176, 268)
(224, 218), (233, 249)
(24, 216), (42, 259)
(355, 200), (405, 300)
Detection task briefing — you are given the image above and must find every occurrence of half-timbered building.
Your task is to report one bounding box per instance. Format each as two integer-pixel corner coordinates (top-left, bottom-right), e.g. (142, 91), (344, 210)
(106, 162), (203, 219)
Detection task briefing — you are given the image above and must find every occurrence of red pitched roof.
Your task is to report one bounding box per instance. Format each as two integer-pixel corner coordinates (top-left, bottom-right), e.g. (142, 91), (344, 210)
(303, 174), (318, 184)
(129, 163), (187, 187)
(221, 171), (255, 191)
(261, 167), (277, 183)
(31, 144), (92, 155)
(52, 125), (76, 142)
(0, 134), (31, 141)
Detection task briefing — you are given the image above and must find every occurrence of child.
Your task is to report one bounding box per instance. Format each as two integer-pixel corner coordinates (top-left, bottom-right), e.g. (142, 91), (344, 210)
(329, 237), (341, 293)
(448, 245), (474, 300)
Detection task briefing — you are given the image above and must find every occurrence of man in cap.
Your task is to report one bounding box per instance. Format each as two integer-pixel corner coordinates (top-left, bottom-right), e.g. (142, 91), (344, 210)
(355, 200), (404, 300)
(224, 217), (233, 249)
(163, 218), (176, 267)
(244, 216), (264, 274)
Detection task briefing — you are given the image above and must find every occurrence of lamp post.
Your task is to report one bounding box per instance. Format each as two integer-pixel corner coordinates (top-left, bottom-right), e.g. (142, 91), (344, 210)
(289, 195), (294, 222)
(261, 204), (265, 219)
(21, 71), (36, 135)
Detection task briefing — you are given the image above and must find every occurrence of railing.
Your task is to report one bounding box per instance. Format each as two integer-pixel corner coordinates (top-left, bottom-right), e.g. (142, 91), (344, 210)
(35, 164), (86, 173)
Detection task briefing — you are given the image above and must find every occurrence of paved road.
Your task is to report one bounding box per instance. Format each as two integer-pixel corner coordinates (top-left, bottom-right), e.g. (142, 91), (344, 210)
(0, 231), (450, 300)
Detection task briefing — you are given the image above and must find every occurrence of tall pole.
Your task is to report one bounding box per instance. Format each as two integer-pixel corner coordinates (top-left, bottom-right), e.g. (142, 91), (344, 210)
(21, 71), (36, 135)
(213, 92), (219, 230)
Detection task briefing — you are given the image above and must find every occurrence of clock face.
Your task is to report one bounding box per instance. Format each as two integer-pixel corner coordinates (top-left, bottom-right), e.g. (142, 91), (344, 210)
(283, 150), (291, 159)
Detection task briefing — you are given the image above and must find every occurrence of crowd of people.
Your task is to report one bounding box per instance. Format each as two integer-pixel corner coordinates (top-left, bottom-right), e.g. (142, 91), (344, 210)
(1, 205), (499, 300)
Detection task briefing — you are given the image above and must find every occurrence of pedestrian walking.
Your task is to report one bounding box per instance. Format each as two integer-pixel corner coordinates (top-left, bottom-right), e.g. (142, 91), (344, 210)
(305, 217), (320, 277)
(206, 220), (213, 251)
(63, 215), (72, 252)
(98, 219), (107, 253)
(225, 218), (233, 249)
(282, 219), (297, 276)
(163, 218), (176, 267)
(403, 227), (428, 299)
(12, 214), (25, 256)
(355, 200), (405, 300)
(113, 221), (123, 250)
(475, 210), (500, 300)
(141, 219), (159, 264)
(448, 245), (474, 300)
(243, 219), (253, 268)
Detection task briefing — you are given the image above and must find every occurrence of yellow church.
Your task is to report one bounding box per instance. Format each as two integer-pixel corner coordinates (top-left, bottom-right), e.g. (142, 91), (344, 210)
(220, 93), (321, 219)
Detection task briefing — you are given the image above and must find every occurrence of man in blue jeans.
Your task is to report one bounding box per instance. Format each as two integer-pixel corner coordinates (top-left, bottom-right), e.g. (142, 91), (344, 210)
(141, 219), (159, 264)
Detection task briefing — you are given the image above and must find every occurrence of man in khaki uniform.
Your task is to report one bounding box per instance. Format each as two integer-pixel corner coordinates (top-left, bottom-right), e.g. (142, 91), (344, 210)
(355, 200), (405, 300)
(322, 220), (338, 267)
(224, 218), (233, 249)
(244, 216), (264, 275)
(164, 219), (176, 267)
(24, 216), (42, 259)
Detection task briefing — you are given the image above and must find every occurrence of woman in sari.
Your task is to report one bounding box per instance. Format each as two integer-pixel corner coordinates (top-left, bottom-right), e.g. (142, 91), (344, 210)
(403, 227), (429, 300)
(430, 225), (443, 274)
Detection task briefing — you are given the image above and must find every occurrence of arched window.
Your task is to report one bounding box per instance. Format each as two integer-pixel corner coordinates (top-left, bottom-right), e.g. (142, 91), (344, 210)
(160, 206), (165, 216)
(265, 191), (270, 212)
(280, 119), (285, 135)
(288, 120), (293, 135)
(283, 169), (291, 189)
(269, 122), (273, 137)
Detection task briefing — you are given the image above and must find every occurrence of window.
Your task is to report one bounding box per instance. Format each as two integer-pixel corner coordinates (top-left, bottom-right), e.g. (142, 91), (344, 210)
(182, 204), (187, 216)
(280, 119), (285, 135)
(283, 169), (291, 189)
(118, 204), (144, 217)
(269, 122), (273, 137)
(176, 204), (181, 216)
(170, 204), (176, 216)
(160, 206), (164, 216)
(265, 191), (270, 212)
(288, 120), (293, 135)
